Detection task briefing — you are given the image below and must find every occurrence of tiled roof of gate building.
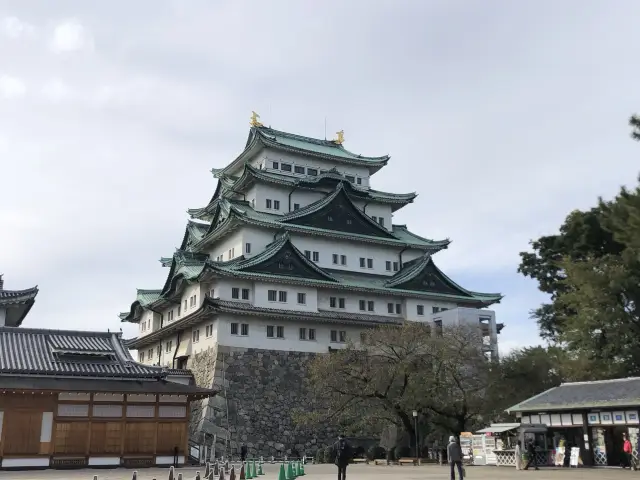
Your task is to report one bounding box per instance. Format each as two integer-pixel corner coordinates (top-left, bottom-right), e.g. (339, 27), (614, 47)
(506, 377), (640, 412)
(0, 327), (186, 378)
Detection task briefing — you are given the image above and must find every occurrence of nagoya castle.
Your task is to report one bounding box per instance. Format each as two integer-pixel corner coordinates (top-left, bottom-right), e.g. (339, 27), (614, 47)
(122, 112), (503, 457)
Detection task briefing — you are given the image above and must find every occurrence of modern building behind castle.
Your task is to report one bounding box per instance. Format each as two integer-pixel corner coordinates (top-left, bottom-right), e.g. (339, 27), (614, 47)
(121, 114), (504, 457)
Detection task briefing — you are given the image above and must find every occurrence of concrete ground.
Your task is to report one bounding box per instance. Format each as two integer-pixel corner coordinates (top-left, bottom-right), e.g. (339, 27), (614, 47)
(1, 463), (636, 480)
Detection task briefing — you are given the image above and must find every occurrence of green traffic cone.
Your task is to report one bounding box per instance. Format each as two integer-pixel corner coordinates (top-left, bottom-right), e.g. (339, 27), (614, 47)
(279, 463), (286, 480)
(287, 462), (295, 479)
(298, 461), (305, 476)
(252, 460), (257, 478)
(257, 462), (264, 476)
(246, 462), (253, 480)
(293, 462), (298, 477)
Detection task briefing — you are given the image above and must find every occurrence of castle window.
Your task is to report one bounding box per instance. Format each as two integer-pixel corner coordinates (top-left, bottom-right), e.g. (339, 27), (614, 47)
(242, 288), (250, 300)
(148, 348), (153, 359)
(273, 200), (280, 210)
(272, 162), (279, 169)
(280, 163), (292, 172)
(367, 258), (373, 269)
(297, 292), (306, 305)
(294, 166), (305, 174)
(359, 300), (366, 311)
(299, 328), (307, 340)
(338, 298), (346, 309)
(192, 329), (200, 343)
(167, 310), (174, 322)
(367, 301), (375, 312)
(307, 168), (318, 176)
(245, 243), (251, 254)
(268, 290), (277, 302)
(356, 178), (362, 185)
(165, 341), (173, 353)
(386, 261), (391, 271)
(346, 218), (352, 225)
(332, 254), (339, 265)
(417, 305), (425, 316)
(387, 303), (394, 314)
(266, 199), (272, 209)
(266, 326), (274, 338)
(395, 303), (402, 314)
(277, 326), (284, 338)
(241, 323), (249, 336)
(359, 257), (366, 268)
(339, 331), (347, 342)
(372, 216), (377, 222)
(139, 351), (145, 362)
(329, 297), (337, 308)
(327, 215), (333, 221)
(304, 250), (311, 259)
(278, 291), (287, 303)
(330, 330), (337, 342)
(230, 323), (239, 335)
(378, 217), (385, 227)
(340, 255), (347, 266)
(232, 288), (240, 299)
(312, 251), (319, 262)
(206, 324), (214, 337)
(308, 329), (316, 340)
(294, 203), (300, 210)
(345, 175), (355, 183)
(393, 262), (399, 272)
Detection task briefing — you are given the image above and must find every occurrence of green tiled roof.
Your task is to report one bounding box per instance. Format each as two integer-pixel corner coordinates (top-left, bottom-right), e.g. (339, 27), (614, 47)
(212, 126), (390, 178)
(0, 284), (39, 327)
(191, 196), (449, 251)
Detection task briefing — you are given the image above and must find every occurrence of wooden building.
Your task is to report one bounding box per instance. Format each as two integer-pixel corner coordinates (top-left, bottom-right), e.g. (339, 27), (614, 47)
(0, 326), (216, 470)
(506, 377), (640, 467)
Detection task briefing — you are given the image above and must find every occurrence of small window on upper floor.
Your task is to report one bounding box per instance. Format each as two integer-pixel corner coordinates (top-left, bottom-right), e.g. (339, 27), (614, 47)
(294, 166), (305, 174)
(378, 217), (385, 227)
(345, 175), (355, 183)
(266, 199), (272, 209)
(140, 351), (145, 362)
(307, 168), (318, 176)
(304, 250), (311, 259)
(192, 329), (200, 343)
(245, 243), (251, 254)
(312, 251), (319, 262)
(273, 200), (280, 210)
(293, 203), (300, 210)
(356, 178), (362, 185)
(280, 163), (292, 172)
(372, 216), (377, 222)
(393, 262), (399, 272)
(272, 161), (279, 169)
(417, 305), (425, 316)
(242, 288), (250, 300)
(386, 261), (391, 271)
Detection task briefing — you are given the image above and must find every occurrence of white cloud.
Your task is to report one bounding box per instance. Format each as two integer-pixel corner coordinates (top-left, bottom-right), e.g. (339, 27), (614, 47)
(1, 16), (35, 39)
(41, 78), (71, 102)
(0, 75), (26, 99)
(49, 19), (93, 53)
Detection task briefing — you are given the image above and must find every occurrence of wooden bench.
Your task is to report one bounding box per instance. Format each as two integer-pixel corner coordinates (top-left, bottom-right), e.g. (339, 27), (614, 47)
(398, 458), (417, 466)
(352, 458), (369, 464)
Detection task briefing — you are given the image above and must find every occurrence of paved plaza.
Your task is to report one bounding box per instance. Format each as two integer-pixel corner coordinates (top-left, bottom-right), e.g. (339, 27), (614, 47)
(1, 464), (636, 480)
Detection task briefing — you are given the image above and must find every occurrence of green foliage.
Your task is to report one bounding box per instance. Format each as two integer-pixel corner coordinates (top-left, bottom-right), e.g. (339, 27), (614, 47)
(631, 114), (640, 141)
(518, 208), (623, 340)
(314, 449), (323, 464)
(323, 446), (334, 464)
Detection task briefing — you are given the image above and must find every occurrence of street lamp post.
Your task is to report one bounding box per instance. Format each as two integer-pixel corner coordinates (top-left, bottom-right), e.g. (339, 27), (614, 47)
(412, 410), (419, 460)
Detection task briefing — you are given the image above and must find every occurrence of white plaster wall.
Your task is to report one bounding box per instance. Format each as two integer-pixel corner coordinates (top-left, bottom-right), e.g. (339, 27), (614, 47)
(256, 148), (372, 185)
(317, 289), (406, 318)
(215, 313), (365, 353)
(243, 227), (279, 257)
(179, 283), (203, 317)
(207, 231), (244, 261)
(254, 283), (318, 312)
(351, 200), (393, 231)
(290, 233), (407, 276)
(215, 278), (254, 302)
(404, 298), (458, 322)
(191, 318), (219, 355)
(138, 310), (163, 337)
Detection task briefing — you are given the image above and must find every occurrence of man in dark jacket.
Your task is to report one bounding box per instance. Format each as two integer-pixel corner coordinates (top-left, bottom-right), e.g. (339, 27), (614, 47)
(447, 436), (464, 479)
(523, 440), (539, 470)
(333, 435), (352, 480)
(240, 443), (248, 462)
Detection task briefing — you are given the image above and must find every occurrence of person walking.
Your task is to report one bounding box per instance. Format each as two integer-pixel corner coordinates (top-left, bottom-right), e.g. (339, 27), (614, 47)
(515, 440), (523, 470)
(623, 433), (636, 470)
(523, 440), (539, 470)
(447, 436), (464, 479)
(240, 443), (248, 462)
(333, 434), (352, 480)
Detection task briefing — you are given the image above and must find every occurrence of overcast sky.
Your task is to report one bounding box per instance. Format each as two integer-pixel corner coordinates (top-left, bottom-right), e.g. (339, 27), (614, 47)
(1, 1), (639, 353)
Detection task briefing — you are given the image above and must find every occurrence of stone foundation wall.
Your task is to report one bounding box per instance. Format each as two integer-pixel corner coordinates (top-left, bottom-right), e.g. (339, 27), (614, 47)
(189, 346), (337, 458)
